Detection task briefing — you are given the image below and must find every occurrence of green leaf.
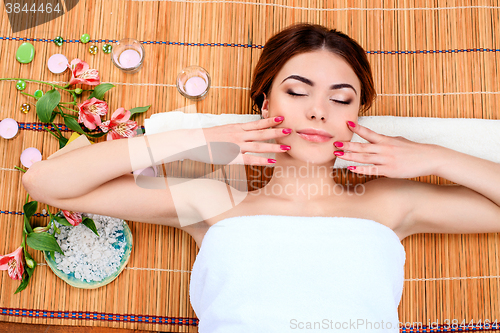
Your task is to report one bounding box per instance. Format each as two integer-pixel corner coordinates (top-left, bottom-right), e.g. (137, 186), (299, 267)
(54, 215), (73, 227)
(50, 250), (55, 259)
(88, 83), (114, 100)
(58, 136), (68, 149)
(23, 201), (38, 219)
(82, 217), (99, 237)
(49, 110), (58, 123)
(129, 105), (151, 117)
(23, 216), (33, 234)
(14, 273), (30, 294)
(26, 232), (64, 254)
(63, 116), (85, 134)
(36, 89), (61, 123)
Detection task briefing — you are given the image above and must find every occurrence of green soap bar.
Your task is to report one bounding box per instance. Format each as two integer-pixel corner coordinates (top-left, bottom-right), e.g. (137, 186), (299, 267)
(16, 42), (35, 63)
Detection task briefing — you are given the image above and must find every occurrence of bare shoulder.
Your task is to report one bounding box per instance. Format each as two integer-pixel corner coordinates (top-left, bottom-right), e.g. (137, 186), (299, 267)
(362, 177), (420, 240)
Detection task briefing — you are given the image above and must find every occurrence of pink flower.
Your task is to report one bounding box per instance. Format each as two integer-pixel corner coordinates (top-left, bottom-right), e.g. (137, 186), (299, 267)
(67, 58), (100, 86)
(62, 210), (82, 226)
(0, 246), (25, 280)
(99, 107), (138, 141)
(77, 97), (109, 130)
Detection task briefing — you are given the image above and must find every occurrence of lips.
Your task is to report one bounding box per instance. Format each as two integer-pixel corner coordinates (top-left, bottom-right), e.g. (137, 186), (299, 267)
(296, 129), (332, 143)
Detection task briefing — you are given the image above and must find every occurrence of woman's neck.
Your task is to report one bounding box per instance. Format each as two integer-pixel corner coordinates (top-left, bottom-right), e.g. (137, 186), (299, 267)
(259, 156), (341, 202)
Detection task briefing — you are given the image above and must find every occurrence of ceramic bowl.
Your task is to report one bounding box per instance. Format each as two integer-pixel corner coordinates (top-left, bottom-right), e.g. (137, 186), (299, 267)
(43, 220), (133, 289)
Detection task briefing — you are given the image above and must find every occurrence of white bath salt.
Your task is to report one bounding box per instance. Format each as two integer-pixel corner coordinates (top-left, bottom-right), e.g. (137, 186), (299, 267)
(47, 213), (127, 283)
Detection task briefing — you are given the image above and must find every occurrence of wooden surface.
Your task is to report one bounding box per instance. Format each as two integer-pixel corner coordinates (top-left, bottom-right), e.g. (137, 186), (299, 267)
(0, 0), (500, 332)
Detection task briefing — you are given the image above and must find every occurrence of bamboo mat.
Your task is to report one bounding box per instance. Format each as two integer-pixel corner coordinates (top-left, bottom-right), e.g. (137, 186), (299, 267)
(1, 0), (500, 332)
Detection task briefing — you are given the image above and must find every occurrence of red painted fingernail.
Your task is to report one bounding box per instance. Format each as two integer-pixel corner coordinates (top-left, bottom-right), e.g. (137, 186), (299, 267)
(274, 116), (284, 122)
(280, 145), (291, 151)
(334, 151), (344, 156)
(268, 159), (276, 164)
(282, 128), (292, 134)
(347, 121), (356, 128)
(334, 141), (343, 148)
(347, 166), (356, 171)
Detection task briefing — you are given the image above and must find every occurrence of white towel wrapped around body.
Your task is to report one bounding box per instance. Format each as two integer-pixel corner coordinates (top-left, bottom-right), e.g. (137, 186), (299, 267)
(144, 111), (500, 168)
(189, 215), (406, 332)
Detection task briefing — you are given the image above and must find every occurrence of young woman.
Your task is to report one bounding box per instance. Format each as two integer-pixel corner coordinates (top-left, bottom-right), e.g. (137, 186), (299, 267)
(22, 23), (500, 332)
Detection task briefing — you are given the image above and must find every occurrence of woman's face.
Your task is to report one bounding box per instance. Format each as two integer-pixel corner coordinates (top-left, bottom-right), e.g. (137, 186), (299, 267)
(261, 49), (362, 164)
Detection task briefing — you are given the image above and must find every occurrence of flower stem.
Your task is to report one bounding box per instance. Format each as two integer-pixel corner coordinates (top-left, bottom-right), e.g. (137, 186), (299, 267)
(59, 104), (78, 113)
(20, 92), (36, 99)
(15, 166), (27, 173)
(59, 101), (76, 105)
(51, 121), (63, 138)
(44, 126), (60, 140)
(0, 78), (73, 92)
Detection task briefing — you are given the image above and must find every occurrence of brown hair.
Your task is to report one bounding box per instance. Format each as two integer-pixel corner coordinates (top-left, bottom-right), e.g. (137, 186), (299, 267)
(250, 23), (376, 116)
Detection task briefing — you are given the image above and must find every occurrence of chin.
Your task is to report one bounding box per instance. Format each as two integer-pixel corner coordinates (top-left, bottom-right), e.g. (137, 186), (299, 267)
(286, 150), (335, 165)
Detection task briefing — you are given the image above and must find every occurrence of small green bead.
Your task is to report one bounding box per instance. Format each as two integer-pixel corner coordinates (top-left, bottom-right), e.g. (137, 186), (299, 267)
(102, 44), (112, 54)
(34, 90), (44, 99)
(54, 36), (64, 46)
(16, 80), (26, 91)
(20, 103), (31, 114)
(80, 33), (90, 44)
(88, 45), (98, 55)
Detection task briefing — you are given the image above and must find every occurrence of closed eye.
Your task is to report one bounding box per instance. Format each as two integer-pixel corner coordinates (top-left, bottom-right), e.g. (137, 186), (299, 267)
(287, 91), (306, 97)
(331, 99), (351, 105)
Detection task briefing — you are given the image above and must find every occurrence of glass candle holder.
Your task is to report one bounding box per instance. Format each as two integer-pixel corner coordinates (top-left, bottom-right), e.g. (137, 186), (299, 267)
(111, 38), (145, 74)
(176, 66), (211, 101)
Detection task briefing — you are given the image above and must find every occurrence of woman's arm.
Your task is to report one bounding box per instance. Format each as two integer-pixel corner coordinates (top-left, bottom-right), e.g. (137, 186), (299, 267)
(23, 128), (201, 201)
(429, 145), (500, 206)
(333, 121), (500, 237)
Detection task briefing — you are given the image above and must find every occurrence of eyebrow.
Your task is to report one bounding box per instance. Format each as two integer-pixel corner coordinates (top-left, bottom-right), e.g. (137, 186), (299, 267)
(280, 75), (357, 95)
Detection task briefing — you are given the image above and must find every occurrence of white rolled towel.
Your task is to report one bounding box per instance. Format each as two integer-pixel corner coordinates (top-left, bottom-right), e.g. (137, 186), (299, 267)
(144, 111), (500, 168)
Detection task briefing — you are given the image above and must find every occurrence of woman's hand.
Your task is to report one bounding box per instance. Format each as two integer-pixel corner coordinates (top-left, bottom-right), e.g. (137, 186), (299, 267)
(333, 121), (437, 178)
(197, 116), (292, 166)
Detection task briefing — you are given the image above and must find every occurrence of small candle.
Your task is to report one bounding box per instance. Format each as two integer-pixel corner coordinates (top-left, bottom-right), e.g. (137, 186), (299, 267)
(21, 147), (42, 168)
(0, 118), (19, 139)
(133, 166), (158, 177)
(118, 49), (142, 69)
(47, 54), (69, 74)
(184, 76), (208, 96)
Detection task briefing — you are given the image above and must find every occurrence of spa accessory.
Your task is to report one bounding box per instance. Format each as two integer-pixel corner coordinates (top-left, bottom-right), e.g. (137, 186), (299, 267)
(16, 80), (26, 91)
(144, 112), (500, 168)
(0, 118), (19, 139)
(80, 33), (90, 44)
(53, 36), (64, 46)
(88, 45), (98, 55)
(20, 103), (31, 114)
(16, 42), (34, 63)
(176, 66), (211, 101)
(102, 44), (113, 54)
(20, 147), (42, 168)
(111, 38), (145, 74)
(34, 90), (43, 99)
(190, 215), (404, 332)
(47, 54), (69, 74)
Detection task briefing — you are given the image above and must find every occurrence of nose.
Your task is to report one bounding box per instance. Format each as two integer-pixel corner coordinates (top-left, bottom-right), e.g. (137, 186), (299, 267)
(306, 98), (328, 121)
